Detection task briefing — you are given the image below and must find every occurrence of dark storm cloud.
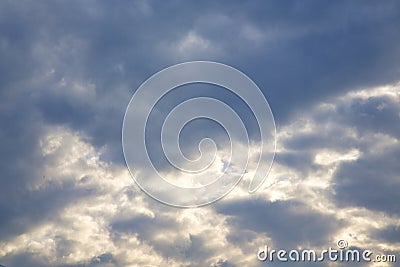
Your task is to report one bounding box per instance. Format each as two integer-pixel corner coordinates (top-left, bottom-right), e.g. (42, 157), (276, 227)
(330, 93), (400, 215)
(0, 252), (48, 267)
(110, 210), (219, 265)
(333, 145), (400, 215)
(216, 199), (344, 248)
(277, 88), (400, 215)
(0, 96), (50, 240)
(110, 212), (177, 242)
(0, 181), (90, 241)
(373, 225), (400, 244)
(237, 1), (400, 122)
(2, 252), (118, 267)
(273, 151), (315, 176)
(2, 0), (400, 156)
(336, 95), (400, 137)
(0, 1), (398, 181)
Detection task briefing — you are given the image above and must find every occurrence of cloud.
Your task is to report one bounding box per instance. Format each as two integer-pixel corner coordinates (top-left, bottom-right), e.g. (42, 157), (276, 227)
(1, 1), (400, 266)
(2, 77), (400, 267)
(216, 199), (344, 248)
(177, 31), (211, 55)
(373, 225), (400, 245)
(0, 126), (165, 266)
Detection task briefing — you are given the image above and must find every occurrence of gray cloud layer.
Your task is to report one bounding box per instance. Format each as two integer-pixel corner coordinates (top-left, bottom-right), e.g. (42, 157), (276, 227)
(1, 1), (400, 266)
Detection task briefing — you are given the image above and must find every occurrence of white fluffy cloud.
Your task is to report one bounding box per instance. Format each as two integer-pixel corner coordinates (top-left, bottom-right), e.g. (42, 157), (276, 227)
(2, 82), (399, 266)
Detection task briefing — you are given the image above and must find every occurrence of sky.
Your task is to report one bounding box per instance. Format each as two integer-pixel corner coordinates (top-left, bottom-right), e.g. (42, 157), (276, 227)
(0, 1), (400, 266)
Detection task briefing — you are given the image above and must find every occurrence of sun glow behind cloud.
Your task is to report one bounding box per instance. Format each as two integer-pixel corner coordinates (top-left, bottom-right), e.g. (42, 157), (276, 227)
(1, 83), (399, 266)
